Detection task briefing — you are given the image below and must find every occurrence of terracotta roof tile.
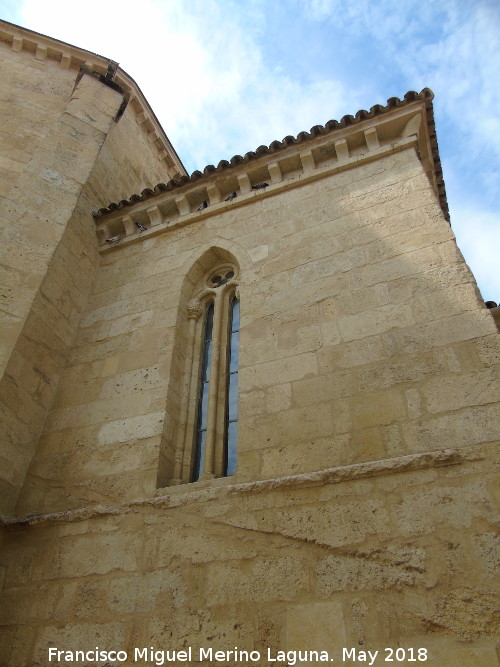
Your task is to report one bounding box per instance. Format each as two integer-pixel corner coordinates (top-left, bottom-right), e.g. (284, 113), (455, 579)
(94, 88), (449, 220)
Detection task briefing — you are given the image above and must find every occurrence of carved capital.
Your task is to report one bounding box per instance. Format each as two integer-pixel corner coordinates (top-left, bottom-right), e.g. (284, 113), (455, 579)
(187, 300), (203, 320)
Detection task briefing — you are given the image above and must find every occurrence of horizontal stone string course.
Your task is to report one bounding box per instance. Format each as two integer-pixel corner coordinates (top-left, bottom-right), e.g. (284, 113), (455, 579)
(3, 447), (472, 527)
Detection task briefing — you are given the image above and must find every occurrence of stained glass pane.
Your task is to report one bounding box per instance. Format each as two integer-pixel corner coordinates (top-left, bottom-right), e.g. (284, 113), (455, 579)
(192, 303), (213, 482)
(193, 430), (206, 481)
(227, 373), (238, 421)
(231, 298), (240, 332)
(226, 422), (237, 476)
(229, 332), (239, 373)
(202, 341), (212, 382)
(224, 297), (239, 476)
(200, 382), (209, 426)
(205, 303), (214, 340)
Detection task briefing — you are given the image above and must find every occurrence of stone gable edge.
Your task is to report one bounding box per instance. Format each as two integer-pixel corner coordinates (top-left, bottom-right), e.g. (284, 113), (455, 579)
(0, 18), (187, 179)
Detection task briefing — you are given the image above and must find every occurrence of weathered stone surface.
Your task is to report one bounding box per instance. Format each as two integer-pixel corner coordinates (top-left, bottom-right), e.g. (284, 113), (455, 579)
(1, 23), (499, 666)
(2, 450), (498, 665)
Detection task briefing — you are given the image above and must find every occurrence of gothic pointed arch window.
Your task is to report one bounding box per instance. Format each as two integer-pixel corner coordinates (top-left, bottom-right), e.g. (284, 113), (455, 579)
(157, 248), (240, 487)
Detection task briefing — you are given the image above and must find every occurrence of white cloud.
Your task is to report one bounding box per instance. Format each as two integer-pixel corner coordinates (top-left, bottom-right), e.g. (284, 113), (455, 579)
(10, 0), (499, 298)
(302, 0), (500, 190)
(301, 0), (500, 298)
(451, 206), (499, 301)
(17, 0), (360, 172)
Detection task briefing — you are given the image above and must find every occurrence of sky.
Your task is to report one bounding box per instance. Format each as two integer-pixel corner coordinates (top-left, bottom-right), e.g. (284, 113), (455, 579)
(1, 0), (499, 300)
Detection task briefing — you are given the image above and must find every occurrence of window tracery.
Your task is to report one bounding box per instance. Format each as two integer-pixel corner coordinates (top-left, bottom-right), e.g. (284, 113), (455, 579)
(158, 249), (240, 487)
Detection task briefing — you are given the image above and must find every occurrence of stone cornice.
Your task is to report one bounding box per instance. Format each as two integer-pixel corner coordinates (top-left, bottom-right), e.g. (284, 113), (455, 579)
(95, 97), (446, 250)
(2, 447), (484, 528)
(93, 89), (448, 237)
(0, 19), (187, 180)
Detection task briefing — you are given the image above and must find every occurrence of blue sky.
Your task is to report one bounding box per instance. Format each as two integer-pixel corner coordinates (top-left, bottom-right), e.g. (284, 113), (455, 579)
(1, 0), (499, 300)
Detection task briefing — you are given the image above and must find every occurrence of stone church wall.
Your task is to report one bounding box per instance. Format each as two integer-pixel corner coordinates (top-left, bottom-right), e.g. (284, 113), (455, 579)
(16, 146), (499, 519)
(1, 446), (498, 665)
(0, 26), (179, 517)
(0, 23), (498, 666)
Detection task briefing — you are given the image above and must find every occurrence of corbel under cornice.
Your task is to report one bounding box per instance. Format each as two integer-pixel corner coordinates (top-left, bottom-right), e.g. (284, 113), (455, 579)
(95, 97), (445, 251)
